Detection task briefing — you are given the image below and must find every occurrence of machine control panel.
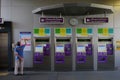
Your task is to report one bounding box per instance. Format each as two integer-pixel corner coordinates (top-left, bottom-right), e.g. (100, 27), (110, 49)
(34, 38), (50, 64)
(55, 38), (72, 63)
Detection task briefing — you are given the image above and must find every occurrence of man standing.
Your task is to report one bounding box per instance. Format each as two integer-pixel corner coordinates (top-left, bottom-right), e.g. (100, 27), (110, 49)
(14, 39), (27, 75)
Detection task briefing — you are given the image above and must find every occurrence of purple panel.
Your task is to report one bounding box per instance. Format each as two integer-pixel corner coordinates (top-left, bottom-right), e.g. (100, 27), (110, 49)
(106, 44), (113, 55)
(46, 44), (50, 47)
(86, 47), (92, 55)
(43, 44), (50, 56)
(86, 44), (92, 55)
(44, 50), (50, 56)
(65, 52), (71, 56)
(76, 52), (86, 64)
(55, 52), (64, 64)
(64, 44), (72, 56)
(85, 17), (108, 23)
(107, 50), (113, 55)
(98, 52), (107, 63)
(34, 52), (44, 64)
(40, 17), (64, 24)
(88, 44), (92, 47)
(98, 52), (107, 56)
(98, 56), (107, 63)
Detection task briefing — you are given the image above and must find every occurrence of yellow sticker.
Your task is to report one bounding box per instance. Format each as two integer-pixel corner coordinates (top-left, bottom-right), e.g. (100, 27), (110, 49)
(81, 28), (88, 36)
(60, 28), (66, 36)
(39, 28), (45, 36)
(116, 41), (120, 50)
(103, 28), (108, 36)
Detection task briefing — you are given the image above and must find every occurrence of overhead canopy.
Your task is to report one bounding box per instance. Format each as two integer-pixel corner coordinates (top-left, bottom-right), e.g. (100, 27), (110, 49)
(32, 3), (113, 16)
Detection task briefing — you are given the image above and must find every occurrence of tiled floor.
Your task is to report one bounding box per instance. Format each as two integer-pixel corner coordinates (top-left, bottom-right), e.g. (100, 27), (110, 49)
(0, 71), (120, 80)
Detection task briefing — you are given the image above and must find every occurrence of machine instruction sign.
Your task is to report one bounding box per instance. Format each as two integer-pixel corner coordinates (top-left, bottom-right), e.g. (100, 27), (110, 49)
(34, 28), (51, 37)
(55, 28), (72, 37)
(84, 17), (108, 24)
(76, 28), (93, 37)
(40, 17), (64, 24)
(98, 28), (114, 37)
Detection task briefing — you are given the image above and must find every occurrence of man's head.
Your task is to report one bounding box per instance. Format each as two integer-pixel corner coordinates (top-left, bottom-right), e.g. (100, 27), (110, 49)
(16, 41), (21, 46)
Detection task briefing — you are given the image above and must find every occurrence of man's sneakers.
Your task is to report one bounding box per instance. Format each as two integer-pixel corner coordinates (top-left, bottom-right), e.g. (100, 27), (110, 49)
(19, 74), (23, 76)
(14, 74), (18, 76)
(14, 73), (23, 76)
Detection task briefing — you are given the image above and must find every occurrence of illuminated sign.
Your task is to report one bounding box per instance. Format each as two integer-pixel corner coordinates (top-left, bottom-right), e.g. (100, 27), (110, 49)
(84, 17), (108, 24)
(40, 17), (64, 24)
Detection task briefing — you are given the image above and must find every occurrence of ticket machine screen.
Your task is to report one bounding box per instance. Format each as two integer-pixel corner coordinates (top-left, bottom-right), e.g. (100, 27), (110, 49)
(56, 46), (64, 53)
(98, 44), (107, 63)
(35, 46), (43, 53)
(98, 45), (107, 53)
(77, 45), (86, 52)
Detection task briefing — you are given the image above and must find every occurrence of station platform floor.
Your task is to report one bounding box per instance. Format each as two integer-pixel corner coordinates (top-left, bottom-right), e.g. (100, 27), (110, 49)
(0, 71), (120, 80)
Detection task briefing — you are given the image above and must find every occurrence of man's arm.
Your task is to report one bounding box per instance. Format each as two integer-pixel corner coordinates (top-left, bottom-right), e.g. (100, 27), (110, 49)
(20, 39), (27, 46)
(15, 52), (23, 60)
(21, 39), (27, 45)
(24, 39), (27, 45)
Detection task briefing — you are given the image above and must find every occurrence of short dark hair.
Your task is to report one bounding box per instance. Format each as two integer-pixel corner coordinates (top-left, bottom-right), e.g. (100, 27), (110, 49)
(17, 41), (20, 46)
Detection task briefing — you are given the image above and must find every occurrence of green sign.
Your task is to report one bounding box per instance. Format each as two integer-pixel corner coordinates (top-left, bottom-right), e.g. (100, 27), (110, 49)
(55, 28), (60, 34)
(77, 28), (82, 34)
(34, 28), (39, 34)
(98, 28), (103, 34)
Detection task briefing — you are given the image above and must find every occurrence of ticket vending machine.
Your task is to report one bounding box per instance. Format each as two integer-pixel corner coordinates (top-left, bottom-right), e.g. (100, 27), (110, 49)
(97, 38), (114, 70)
(54, 37), (72, 71)
(76, 38), (93, 70)
(34, 38), (51, 70)
(33, 26), (51, 71)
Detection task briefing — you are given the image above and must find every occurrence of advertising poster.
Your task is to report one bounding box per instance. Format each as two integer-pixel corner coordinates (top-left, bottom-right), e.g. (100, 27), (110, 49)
(20, 32), (31, 51)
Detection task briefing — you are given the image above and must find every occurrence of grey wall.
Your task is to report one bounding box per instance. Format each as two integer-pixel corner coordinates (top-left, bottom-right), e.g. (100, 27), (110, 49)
(0, 0), (1, 17)
(1, 0), (120, 69)
(1, 0), (34, 67)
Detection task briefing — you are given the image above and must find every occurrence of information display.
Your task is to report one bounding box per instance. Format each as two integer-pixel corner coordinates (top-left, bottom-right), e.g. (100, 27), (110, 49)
(35, 46), (43, 53)
(98, 45), (107, 52)
(56, 46), (64, 53)
(77, 45), (86, 52)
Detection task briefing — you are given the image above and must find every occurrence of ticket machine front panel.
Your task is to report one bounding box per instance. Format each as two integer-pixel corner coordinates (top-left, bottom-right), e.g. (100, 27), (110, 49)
(34, 38), (51, 70)
(76, 38), (93, 70)
(97, 38), (114, 70)
(55, 38), (72, 71)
